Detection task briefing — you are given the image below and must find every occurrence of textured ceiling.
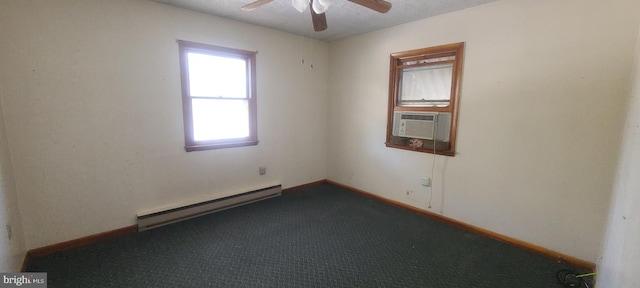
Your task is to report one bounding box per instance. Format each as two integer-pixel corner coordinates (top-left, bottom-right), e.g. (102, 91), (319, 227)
(152, 0), (497, 42)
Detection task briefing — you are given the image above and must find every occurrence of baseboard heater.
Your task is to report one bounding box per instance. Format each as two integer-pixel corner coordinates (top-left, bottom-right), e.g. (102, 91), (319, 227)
(137, 185), (282, 231)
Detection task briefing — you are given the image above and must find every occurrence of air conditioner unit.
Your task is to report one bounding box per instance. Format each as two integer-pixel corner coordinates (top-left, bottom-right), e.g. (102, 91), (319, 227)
(392, 112), (437, 140)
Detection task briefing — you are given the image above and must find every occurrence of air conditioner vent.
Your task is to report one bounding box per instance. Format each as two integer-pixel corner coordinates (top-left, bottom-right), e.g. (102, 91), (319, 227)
(400, 114), (435, 121)
(392, 112), (437, 140)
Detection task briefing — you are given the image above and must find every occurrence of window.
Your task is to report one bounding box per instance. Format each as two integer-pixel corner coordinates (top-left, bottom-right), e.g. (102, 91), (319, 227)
(178, 40), (258, 151)
(386, 42), (464, 156)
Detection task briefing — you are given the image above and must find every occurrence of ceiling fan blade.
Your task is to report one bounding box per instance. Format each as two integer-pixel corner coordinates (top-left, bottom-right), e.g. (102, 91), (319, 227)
(310, 1), (328, 32)
(348, 0), (392, 13)
(241, 0), (274, 11)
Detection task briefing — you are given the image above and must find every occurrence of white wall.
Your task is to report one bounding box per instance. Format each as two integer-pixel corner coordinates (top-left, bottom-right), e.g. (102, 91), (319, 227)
(0, 0), (328, 249)
(327, 0), (640, 262)
(598, 22), (640, 288)
(0, 96), (26, 271)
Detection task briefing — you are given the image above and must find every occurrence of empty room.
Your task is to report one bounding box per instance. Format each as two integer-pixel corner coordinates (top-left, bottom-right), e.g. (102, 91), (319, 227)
(1, 0), (639, 287)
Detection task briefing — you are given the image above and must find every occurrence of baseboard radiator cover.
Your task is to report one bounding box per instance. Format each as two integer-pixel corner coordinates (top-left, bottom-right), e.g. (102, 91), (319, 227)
(137, 185), (282, 231)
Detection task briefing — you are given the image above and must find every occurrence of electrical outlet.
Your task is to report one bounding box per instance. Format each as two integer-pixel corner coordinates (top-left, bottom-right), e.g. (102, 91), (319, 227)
(421, 177), (431, 187)
(259, 166), (266, 175)
(5, 224), (12, 240)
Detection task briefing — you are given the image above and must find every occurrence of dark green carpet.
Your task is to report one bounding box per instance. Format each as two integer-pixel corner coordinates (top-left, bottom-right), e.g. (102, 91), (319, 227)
(25, 183), (588, 287)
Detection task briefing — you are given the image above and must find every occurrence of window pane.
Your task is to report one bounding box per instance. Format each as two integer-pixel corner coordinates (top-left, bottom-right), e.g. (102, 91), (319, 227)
(187, 52), (247, 98)
(192, 98), (249, 141)
(399, 63), (453, 107)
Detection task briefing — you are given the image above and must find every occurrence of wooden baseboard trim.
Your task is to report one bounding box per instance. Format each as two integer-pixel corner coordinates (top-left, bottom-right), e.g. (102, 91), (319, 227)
(20, 252), (30, 272)
(21, 180), (594, 271)
(24, 225), (137, 261)
(282, 179), (328, 193)
(326, 180), (596, 271)
(21, 181), (326, 270)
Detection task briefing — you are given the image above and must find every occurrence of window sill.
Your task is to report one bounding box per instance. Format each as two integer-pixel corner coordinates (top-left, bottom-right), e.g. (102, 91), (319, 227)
(385, 143), (455, 157)
(185, 140), (259, 152)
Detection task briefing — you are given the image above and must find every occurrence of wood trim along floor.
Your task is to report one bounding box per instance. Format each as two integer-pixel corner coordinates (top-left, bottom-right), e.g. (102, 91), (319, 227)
(325, 180), (596, 271)
(20, 181), (323, 271)
(21, 179), (595, 273)
(22, 225), (138, 271)
(22, 182), (319, 270)
(282, 179), (328, 193)
(20, 253), (29, 273)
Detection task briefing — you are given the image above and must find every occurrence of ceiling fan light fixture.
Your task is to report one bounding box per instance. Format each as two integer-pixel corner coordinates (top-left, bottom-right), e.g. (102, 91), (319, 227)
(292, 0), (308, 13)
(311, 0), (330, 14)
(242, 0), (391, 33)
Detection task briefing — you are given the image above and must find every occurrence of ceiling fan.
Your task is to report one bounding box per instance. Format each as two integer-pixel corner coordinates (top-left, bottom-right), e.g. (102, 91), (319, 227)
(241, 0), (392, 32)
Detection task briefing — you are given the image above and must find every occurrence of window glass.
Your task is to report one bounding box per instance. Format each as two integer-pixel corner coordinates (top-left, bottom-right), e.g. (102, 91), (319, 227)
(187, 53), (247, 98)
(191, 98), (249, 141)
(399, 63), (453, 107)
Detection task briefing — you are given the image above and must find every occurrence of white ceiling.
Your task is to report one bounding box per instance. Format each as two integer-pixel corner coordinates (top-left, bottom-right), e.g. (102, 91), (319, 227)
(152, 0), (497, 42)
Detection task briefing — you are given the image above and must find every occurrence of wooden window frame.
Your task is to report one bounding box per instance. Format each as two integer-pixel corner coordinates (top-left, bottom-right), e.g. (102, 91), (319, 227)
(178, 40), (258, 152)
(385, 42), (464, 156)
